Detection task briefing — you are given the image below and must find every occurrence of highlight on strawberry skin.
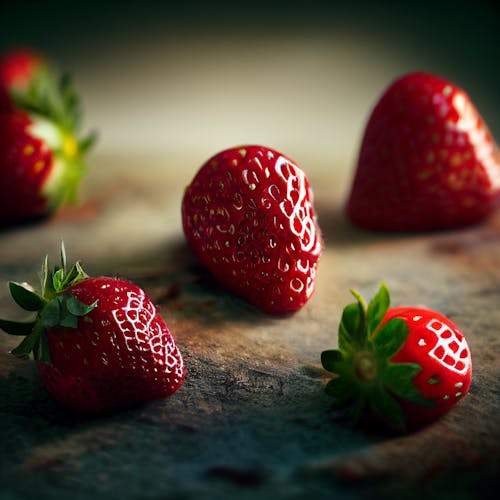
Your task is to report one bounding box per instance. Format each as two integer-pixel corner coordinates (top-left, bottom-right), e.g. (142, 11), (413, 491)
(182, 145), (323, 315)
(0, 49), (96, 227)
(321, 283), (472, 432)
(0, 243), (185, 413)
(346, 71), (500, 232)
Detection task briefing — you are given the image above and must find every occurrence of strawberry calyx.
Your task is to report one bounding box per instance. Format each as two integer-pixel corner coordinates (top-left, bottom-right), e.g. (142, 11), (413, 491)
(321, 283), (434, 432)
(0, 243), (96, 363)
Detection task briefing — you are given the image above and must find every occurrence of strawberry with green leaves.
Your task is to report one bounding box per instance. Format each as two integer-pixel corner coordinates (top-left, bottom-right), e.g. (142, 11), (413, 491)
(0, 245), (185, 413)
(321, 284), (472, 431)
(346, 71), (500, 231)
(182, 145), (322, 314)
(0, 49), (95, 227)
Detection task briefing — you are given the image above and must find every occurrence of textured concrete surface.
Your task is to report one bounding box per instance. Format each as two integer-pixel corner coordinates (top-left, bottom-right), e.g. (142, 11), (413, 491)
(0, 155), (499, 499)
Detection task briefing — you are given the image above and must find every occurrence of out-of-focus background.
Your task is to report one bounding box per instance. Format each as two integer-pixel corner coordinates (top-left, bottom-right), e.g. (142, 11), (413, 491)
(1, 0), (499, 171)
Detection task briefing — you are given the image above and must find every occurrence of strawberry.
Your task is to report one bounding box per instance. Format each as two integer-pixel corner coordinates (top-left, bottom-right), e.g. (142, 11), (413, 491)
(0, 244), (185, 413)
(0, 49), (95, 226)
(0, 49), (44, 96)
(182, 145), (322, 314)
(321, 284), (472, 431)
(346, 71), (500, 231)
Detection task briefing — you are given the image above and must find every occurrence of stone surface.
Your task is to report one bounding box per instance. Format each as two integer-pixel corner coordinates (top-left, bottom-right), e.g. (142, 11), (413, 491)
(0, 155), (499, 499)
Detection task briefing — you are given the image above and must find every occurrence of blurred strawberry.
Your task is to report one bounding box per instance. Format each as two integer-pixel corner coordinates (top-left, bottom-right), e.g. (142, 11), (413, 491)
(0, 49), (95, 226)
(346, 72), (500, 231)
(0, 49), (44, 95)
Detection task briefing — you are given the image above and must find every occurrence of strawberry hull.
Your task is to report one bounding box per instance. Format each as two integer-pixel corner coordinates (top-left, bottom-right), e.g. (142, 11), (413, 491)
(182, 145), (322, 314)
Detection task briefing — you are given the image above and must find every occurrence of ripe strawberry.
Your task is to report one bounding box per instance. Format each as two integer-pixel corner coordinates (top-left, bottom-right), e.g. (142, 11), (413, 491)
(182, 145), (322, 314)
(321, 284), (472, 431)
(346, 71), (500, 231)
(0, 245), (185, 413)
(0, 49), (43, 95)
(0, 49), (95, 226)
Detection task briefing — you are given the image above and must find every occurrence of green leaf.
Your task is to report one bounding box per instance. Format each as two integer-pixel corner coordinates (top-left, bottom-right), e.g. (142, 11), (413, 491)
(40, 254), (49, 295)
(9, 282), (46, 311)
(59, 296), (77, 327)
(11, 334), (37, 360)
(59, 72), (81, 130)
(321, 349), (344, 374)
(60, 240), (67, 273)
(339, 302), (364, 352)
(366, 283), (390, 336)
(10, 322), (50, 362)
(10, 322), (43, 360)
(65, 295), (96, 316)
(36, 328), (51, 363)
(11, 65), (83, 134)
(37, 294), (94, 331)
(52, 268), (65, 292)
(75, 261), (87, 277)
(61, 261), (88, 289)
(325, 377), (357, 408)
(60, 264), (79, 288)
(370, 385), (406, 432)
(349, 289), (367, 313)
(384, 363), (435, 407)
(0, 318), (36, 336)
(79, 130), (98, 153)
(373, 318), (409, 359)
(40, 298), (62, 327)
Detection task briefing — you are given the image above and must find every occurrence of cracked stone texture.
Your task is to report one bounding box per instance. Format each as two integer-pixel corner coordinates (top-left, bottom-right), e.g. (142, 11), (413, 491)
(0, 155), (499, 500)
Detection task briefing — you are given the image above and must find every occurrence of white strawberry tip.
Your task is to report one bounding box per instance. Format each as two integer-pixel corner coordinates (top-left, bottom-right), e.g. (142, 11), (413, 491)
(27, 114), (88, 210)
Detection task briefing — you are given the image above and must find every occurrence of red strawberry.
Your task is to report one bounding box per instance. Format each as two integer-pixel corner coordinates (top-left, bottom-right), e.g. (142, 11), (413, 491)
(182, 145), (322, 314)
(0, 49), (95, 226)
(0, 245), (185, 413)
(321, 284), (472, 431)
(0, 49), (43, 94)
(346, 71), (500, 231)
